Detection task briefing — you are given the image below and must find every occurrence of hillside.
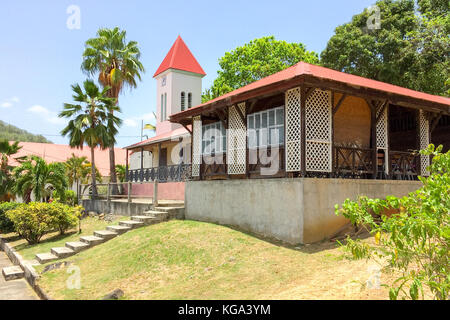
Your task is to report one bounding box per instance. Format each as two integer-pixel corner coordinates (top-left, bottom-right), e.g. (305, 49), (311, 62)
(0, 120), (52, 143)
(25, 220), (396, 300)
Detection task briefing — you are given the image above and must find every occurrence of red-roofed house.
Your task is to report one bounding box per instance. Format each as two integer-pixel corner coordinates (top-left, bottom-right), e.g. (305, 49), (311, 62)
(167, 61), (449, 244)
(9, 141), (126, 177)
(124, 36), (205, 200)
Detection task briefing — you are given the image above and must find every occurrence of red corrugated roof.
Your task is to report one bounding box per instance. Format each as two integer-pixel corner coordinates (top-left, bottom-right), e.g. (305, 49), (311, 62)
(8, 142), (126, 176)
(125, 126), (190, 149)
(153, 36), (206, 78)
(170, 62), (450, 119)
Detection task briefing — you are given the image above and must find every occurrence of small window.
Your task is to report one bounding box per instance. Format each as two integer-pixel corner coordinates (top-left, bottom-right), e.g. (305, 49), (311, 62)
(181, 92), (185, 111)
(164, 93), (167, 120)
(247, 106), (285, 149)
(161, 94), (164, 121)
(188, 93), (192, 108)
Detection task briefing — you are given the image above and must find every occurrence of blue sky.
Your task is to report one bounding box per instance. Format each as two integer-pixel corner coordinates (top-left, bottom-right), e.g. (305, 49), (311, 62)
(0, 0), (376, 147)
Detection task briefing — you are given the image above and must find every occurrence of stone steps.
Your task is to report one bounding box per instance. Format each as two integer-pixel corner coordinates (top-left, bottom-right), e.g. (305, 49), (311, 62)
(106, 225), (131, 234)
(94, 230), (118, 240)
(51, 247), (75, 259)
(34, 210), (170, 264)
(2, 266), (24, 281)
(35, 253), (58, 264)
(79, 235), (105, 246)
(131, 215), (159, 224)
(119, 220), (144, 228)
(65, 241), (90, 252)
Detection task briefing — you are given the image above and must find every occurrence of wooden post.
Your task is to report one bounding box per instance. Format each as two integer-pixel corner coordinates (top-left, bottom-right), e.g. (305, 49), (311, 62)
(125, 149), (129, 181)
(153, 178), (159, 208)
(300, 85), (306, 177)
(77, 184), (81, 205)
(127, 181), (132, 203)
(370, 101), (378, 179)
(107, 183), (111, 213)
(140, 147), (144, 182)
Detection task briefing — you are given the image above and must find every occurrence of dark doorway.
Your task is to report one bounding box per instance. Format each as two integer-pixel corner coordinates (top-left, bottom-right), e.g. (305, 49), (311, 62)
(159, 148), (167, 167)
(389, 105), (418, 152)
(431, 115), (450, 152)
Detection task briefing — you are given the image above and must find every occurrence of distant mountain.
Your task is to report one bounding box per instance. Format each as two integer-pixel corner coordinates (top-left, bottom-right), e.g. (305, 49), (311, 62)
(0, 120), (53, 143)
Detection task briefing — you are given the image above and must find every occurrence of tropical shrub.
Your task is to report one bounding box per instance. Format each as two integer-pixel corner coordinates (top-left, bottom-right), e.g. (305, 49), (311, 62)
(0, 202), (20, 233)
(47, 202), (82, 235)
(53, 189), (77, 206)
(335, 145), (449, 300)
(6, 202), (53, 244)
(6, 202), (82, 243)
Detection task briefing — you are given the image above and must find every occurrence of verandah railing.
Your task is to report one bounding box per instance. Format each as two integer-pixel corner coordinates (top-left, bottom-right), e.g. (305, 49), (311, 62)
(127, 164), (191, 183)
(333, 146), (420, 180)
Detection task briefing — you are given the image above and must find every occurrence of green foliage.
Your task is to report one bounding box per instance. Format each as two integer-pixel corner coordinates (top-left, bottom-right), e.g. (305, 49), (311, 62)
(335, 145), (450, 300)
(0, 120), (52, 143)
(0, 202), (20, 233)
(6, 202), (82, 243)
(53, 189), (76, 206)
(0, 140), (24, 201)
(7, 202), (53, 244)
(202, 36), (319, 102)
(321, 0), (449, 96)
(13, 156), (68, 202)
(115, 164), (126, 182)
(47, 202), (82, 235)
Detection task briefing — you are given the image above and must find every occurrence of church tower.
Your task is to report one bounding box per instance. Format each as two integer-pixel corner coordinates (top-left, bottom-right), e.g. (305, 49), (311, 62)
(153, 36), (206, 135)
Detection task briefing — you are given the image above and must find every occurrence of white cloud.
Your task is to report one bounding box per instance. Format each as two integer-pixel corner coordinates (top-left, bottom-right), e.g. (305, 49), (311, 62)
(124, 112), (156, 128)
(0, 96), (20, 108)
(27, 105), (65, 125)
(28, 105), (49, 114)
(124, 119), (138, 127)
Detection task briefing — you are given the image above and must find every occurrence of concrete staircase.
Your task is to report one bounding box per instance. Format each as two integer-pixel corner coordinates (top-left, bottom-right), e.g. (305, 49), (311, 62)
(34, 208), (175, 265)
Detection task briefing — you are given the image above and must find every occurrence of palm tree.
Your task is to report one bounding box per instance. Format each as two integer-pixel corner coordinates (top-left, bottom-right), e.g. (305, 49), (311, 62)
(115, 164), (126, 182)
(59, 79), (121, 197)
(0, 140), (23, 201)
(65, 154), (88, 196)
(81, 27), (145, 193)
(13, 156), (68, 202)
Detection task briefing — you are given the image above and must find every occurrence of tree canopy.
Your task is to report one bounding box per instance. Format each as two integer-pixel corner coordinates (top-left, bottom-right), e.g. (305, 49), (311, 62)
(202, 36), (319, 102)
(321, 0), (449, 96)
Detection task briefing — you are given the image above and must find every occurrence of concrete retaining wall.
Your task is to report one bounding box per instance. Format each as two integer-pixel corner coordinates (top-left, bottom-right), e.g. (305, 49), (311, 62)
(185, 178), (422, 244)
(124, 182), (185, 201)
(82, 200), (153, 216)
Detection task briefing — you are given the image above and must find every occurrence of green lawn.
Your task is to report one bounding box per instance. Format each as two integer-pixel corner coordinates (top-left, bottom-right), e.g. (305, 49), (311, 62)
(3, 216), (126, 261)
(33, 219), (394, 300)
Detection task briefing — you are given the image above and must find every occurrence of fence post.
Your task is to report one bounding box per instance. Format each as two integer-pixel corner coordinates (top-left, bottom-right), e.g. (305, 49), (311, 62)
(153, 178), (159, 208)
(127, 181), (132, 203)
(107, 182), (111, 213)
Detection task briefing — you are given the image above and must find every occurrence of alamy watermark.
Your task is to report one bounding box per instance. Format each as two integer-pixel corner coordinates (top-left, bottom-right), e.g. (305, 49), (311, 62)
(66, 5), (81, 30)
(366, 5), (381, 31)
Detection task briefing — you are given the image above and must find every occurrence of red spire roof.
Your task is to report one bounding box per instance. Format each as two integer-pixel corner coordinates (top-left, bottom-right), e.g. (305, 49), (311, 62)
(153, 36), (206, 78)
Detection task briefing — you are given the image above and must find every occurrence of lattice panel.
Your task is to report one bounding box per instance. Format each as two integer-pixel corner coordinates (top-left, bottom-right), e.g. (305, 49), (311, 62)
(285, 87), (301, 172)
(376, 103), (389, 174)
(419, 110), (430, 176)
(192, 116), (202, 177)
(227, 103), (246, 174)
(376, 103), (388, 150)
(305, 89), (332, 172)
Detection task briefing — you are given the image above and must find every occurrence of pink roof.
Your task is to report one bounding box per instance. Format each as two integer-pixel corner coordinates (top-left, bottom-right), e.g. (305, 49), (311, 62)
(171, 62), (450, 119)
(8, 142), (126, 176)
(153, 36), (206, 78)
(126, 127), (190, 149)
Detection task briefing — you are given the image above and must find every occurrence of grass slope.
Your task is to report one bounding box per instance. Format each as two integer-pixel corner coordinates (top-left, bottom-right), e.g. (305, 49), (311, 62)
(5, 216), (126, 261)
(35, 220), (393, 300)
